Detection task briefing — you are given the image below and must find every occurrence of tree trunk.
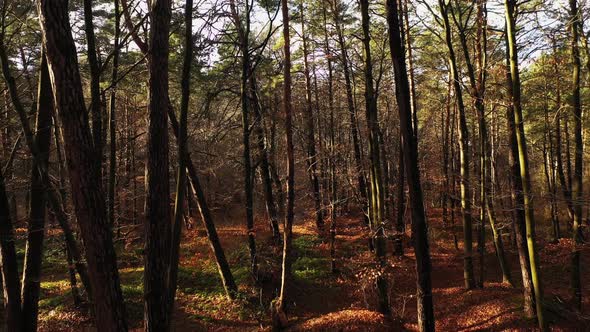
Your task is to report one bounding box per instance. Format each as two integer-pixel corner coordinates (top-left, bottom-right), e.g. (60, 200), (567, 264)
(38, 1), (128, 330)
(440, 0), (475, 289)
(386, 0), (435, 329)
(83, 0), (103, 167)
(20, 52), (53, 332)
(0, 164), (21, 332)
(332, 0), (368, 226)
(569, 0), (583, 311)
(272, 0), (295, 328)
(168, 0), (193, 322)
(360, 0), (388, 314)
(108, 0), (121, 231)
(505, 1), (546, 329)
(144, 0), (173, 330)
(300, 3), (324, 231)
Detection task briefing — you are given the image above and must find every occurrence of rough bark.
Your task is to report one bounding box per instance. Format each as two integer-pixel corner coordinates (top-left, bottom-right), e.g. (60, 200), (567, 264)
(37, 1), (128, 330)
(144, 0), (173, 330)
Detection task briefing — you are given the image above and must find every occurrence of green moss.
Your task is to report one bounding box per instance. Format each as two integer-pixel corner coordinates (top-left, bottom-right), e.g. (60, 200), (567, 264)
(292, 235), (321, 256)
(292, 255), (330, 283)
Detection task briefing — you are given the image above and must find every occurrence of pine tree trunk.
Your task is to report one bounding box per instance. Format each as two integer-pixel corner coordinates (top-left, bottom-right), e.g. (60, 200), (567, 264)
(144, 0), (173, 329)
(38, 1), (128, 330)
(386, 0), (435, 329)
(21, 52), (53, 332)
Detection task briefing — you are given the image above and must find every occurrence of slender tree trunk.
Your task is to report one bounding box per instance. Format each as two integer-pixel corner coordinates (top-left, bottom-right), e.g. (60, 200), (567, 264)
(323, 6), (337, 273)
(386, 0), (435, 329)
(402, 0), (418, 143)
(332, 0), (368, 226)
(360, 0), (388, 314)
(442, 75), (452, 228)
(440, 0), (475, 289)
(0, 32), (22, 325)
(21, 52), (53, 332)
(394, 135), (405, 256)
(229, 0), (258, 276)
(0, 164), (20, 332)
(300, 3), (324, 231)
(250, 74), (280, 242)
(108, 0), (121, 231)
(83, 0), (103, 166)
(505, 2), (546, 329)
(569, 0), (583, 311)
(552, 37), (573, 222)
(272, 0), (295, 328)
(168, 0), (193, 322)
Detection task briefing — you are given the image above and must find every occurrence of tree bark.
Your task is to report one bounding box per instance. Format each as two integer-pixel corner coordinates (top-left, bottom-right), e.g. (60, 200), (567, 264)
(505, 1), (546, 329)
(20, 51), (53, 332)
(386, 0), (435, 329)
(37, 1), (128, 330)
(168, 0), (193, 322)
(569, 0), (583, 311)
(144, 0), (173, 330)
(272, 0), (296, 328)
(440, 0), (475, 289)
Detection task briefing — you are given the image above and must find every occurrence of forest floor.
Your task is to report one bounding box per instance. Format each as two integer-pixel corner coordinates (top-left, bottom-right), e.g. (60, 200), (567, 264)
(32, 206), (590, 331)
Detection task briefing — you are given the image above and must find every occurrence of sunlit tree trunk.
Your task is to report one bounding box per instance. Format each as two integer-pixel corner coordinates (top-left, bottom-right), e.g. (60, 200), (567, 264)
(440, 0), (475, 289)
(569, 0), (583, 311)
(505, 1), (546, 329)
(271, 0), (296, 328)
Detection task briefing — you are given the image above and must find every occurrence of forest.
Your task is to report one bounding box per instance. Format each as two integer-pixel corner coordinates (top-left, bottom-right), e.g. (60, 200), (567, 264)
(0, 0), (589, 331)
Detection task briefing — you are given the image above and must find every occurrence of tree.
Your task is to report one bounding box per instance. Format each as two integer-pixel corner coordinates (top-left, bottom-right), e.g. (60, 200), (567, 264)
(299, 1), (324, 231)
(505, 0), (546, 329)
(386, 0), (434, 329)
(360, 0), (389, 314)
(168, 0), (194, 321)
(439, 0), (475, 289)
(37, 0), (128, 330)
(272, 0), (296, 328)
(20, 52), (53, 332)
(144, 0), (173, 330)
(569, 0), (583, 311)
